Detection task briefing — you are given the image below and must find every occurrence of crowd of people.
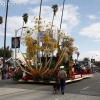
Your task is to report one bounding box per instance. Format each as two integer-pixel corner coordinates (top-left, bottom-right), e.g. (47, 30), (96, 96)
(0, 67), (22, 80)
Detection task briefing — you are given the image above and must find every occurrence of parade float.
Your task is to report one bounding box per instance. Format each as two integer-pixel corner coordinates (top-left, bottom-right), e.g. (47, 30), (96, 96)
(11, 1), (93, 82)
(12, 16), (93, 83)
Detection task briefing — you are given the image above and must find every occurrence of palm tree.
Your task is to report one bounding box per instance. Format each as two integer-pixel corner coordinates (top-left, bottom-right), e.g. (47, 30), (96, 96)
(3, 0), (9, 80)
(60, 0), (66, 29)
(39, 0), (42, 20)
(58, 0), (65, 53)
(22, 13), (28, 24)
(77, 52), (80, 60)
(0, 16), (3, 24)
(51, 4), (58, 27)
(37, 0), (42, 58)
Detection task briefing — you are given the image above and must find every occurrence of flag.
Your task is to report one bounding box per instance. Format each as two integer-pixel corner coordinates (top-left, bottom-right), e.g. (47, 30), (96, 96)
(74, 47), (78, 54)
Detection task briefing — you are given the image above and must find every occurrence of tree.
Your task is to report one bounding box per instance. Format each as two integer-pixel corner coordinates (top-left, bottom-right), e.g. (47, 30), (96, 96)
(60, 0), (65, 29)
(77, 52), (80, 60)
(0, 46), (12, 57)
(2, 0), (9, 80)
(83, 57), (90, 61)
(51, 4), (58, 27)
(0, 16), (3, 24)
(94, 61), (100, 67)
(22, 13), (28, 24)
(39, 0), (42, 20)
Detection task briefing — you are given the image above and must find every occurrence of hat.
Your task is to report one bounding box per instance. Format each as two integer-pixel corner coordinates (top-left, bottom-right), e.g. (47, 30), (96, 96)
(60, 66), (64, 69)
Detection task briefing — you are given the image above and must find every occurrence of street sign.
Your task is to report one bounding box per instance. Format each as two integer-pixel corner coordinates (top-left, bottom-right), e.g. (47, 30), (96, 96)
(11, 37), (20, 48)
(91, 59), (95, 63)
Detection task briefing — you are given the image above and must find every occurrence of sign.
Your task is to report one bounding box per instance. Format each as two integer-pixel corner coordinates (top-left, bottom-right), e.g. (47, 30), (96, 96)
(11, 37), (20, 48)
(91, 59), (95, 63)
(74, 74), (81, 79)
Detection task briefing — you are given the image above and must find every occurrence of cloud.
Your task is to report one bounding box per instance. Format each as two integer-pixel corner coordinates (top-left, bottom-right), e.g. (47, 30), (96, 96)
(77, 51), (100, 61)
(0, 16), (33, 37)
(79, 23), (100, 39)
(86, 15), (97, 19)
(11, 0), (48, 5)
(0, 4), (80, 37)
(29, 4), (80, 33)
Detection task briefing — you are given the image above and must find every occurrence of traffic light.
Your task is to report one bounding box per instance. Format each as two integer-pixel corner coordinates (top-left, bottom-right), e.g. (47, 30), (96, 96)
(91, 59), (95, 63)
(11, 37), (20, 48)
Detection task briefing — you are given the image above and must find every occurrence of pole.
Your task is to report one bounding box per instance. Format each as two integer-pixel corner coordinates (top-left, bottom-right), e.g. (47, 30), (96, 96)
(18, 21), (24, 53)
(2, 0), (9, 80)
(15, 30), (17, 68)
(14, 27), (27, 67)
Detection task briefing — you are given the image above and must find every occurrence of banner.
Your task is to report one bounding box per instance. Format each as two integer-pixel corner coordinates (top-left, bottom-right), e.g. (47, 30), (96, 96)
(11, 37), (20, 48)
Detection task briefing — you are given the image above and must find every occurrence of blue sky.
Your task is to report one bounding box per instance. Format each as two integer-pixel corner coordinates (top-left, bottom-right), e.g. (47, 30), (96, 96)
(0, 0), (100, 61)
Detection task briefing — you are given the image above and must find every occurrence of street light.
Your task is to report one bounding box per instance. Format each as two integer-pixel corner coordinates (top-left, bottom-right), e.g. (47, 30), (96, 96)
(14, 27), (27, 67)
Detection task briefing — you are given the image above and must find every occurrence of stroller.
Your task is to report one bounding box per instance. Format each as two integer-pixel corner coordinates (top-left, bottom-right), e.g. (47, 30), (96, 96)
(53, 81), (60, 94)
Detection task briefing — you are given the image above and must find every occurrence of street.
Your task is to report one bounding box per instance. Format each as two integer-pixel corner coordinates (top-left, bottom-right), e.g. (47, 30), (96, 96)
(0, 73), (100, 100)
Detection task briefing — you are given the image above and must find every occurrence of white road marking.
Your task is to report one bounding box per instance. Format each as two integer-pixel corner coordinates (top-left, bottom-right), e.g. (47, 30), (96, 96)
(55, 98), (60, 100)
(82, 87), (89, 90)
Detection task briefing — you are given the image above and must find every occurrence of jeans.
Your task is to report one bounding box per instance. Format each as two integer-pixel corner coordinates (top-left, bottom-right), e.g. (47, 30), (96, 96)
(60, 78), (66, 92)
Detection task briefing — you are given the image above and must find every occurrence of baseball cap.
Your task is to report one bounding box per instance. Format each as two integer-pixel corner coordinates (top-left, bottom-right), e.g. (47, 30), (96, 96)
(60, 66), (64, 69)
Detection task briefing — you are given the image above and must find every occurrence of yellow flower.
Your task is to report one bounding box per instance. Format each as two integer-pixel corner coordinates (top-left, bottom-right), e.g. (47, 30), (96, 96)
(36, 18), (38, 20)
(44, 49), (50, 55)
(53, 43), (58, 48)
(38, 21), (42, 24)
(32, 56), (37, 62)
(44, 34), (51, 44)
(36, 46), (42, 51)
(58, 30), (60, 33)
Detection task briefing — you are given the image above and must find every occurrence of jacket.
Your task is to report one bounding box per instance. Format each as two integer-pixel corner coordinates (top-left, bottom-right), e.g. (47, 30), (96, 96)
(58, 70), (67, 78)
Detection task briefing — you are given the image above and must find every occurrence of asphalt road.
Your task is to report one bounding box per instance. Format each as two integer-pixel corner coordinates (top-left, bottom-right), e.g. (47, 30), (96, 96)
(0, 73), (100, 100)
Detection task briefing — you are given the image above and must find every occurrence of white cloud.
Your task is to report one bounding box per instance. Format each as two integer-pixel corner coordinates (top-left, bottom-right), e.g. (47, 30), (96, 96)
(11, 0), (48, 5)
(0, 16), (33, 37)
(86, 15), (97, 19)
(29, 4), (80, 33)
(79, 23), (100, 39)
(0, 4), (80, 37)
(78, 51), (100, 61)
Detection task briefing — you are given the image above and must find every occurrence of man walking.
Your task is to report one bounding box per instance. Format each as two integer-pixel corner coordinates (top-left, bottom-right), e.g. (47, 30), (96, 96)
(58, 66), (67, 95)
